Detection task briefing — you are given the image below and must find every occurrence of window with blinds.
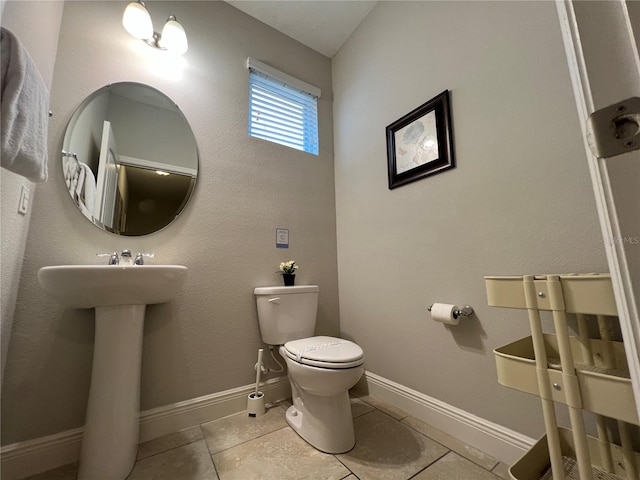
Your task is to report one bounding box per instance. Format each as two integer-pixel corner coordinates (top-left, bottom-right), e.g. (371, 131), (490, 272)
(247, 58), (320, 155)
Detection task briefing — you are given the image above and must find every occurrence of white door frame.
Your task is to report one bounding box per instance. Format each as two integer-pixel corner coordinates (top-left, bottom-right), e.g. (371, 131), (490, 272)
(95, 121), (120, 229)
(556, 0), (640, 419)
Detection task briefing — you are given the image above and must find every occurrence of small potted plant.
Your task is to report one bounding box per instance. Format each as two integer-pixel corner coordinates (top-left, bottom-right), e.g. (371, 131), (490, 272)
(278, 260), (298, 286)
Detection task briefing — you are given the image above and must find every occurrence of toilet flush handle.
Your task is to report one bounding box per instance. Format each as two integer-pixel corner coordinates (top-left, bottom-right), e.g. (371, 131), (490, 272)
(268, 297), (281, 304)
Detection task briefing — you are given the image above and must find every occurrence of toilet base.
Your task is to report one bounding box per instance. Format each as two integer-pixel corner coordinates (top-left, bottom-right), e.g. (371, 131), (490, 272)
(285, 389), (356, 454)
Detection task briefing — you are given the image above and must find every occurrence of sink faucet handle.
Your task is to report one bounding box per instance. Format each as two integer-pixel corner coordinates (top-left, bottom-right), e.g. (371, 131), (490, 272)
(97, 252), (119, 265)
(134, 252), (155, 265)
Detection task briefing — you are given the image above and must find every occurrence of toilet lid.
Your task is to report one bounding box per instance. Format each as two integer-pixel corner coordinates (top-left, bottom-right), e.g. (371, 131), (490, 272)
(283, 336), (364, 368)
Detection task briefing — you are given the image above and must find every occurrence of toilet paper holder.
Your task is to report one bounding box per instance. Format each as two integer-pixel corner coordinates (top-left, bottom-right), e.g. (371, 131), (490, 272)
(427, 304), (474, 319)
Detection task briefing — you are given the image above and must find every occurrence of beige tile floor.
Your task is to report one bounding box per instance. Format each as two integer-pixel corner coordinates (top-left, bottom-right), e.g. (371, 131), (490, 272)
(25, 395), (511, 480)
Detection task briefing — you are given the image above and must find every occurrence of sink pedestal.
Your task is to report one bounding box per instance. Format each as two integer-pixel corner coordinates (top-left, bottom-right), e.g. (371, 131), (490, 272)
(37, 265), (188, 480)
(78, 305), (145, 480)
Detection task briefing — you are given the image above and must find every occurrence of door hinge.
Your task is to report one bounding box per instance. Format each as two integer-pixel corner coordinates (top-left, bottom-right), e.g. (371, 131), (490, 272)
(586, 97), (640, 158)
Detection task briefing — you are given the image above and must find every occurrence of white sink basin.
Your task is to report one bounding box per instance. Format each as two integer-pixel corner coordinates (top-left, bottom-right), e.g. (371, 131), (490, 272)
(38, 264), (188, 308)
(37, 264), (187, 480)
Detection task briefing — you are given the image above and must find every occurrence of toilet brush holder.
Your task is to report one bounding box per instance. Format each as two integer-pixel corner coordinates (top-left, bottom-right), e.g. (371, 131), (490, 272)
(247, 391), (265, 417)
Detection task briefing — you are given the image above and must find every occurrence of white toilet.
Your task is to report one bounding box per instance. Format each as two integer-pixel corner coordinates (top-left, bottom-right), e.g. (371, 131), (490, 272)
(254, 285), (364, 454)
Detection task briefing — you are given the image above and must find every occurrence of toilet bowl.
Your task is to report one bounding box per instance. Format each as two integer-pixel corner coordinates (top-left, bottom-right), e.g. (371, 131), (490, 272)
(281, 337), (364, 453)
(254, 286), (364, 453)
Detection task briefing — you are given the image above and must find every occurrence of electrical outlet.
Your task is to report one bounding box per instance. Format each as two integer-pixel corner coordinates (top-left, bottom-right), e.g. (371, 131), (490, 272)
(18, 185), (30, 215)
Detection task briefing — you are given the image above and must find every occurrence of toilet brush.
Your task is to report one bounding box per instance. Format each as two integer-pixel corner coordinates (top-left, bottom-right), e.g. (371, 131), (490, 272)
(247, 348), (266, 417)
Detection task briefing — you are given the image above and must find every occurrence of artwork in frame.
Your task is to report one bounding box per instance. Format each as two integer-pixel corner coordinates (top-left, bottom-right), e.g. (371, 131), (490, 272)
(386, 90), (455, 189)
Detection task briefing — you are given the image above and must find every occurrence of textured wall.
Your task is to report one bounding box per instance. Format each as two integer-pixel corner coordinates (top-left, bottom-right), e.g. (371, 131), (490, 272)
(2, 1), (337, 445)
(333, 1), (608, 438)
(1, 1), (64, 384)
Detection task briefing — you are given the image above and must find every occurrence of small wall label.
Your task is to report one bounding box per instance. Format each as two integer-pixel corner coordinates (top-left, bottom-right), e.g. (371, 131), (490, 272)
(276, 228), (289, 249)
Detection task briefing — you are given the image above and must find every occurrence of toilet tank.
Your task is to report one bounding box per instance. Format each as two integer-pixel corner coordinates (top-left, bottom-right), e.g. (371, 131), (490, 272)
(254, 285), (319, 345)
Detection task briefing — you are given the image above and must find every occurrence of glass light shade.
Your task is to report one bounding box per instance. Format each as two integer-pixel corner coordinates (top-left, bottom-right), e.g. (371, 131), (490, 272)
(123, 1), (153, 40)
(159, 17), (188, 54)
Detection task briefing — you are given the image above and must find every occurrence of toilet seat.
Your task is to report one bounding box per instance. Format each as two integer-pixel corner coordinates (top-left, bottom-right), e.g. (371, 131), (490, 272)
(283, 336), (364, 369)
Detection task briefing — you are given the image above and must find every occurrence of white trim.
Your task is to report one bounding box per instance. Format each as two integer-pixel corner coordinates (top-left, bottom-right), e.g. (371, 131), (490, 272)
(246, 57), (321, 98)
(0, 376), (291, 480)
(0, 428), (83, 480)
(2, 371), (533, 476)
(117, 155), (197, 178)
(361, 371), (535, 466)
(138, 376), (290, 442)
(623, 0), (640, 76)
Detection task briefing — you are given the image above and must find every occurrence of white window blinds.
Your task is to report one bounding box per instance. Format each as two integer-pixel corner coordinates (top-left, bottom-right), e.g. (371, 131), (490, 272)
(247, 58), (320, 155)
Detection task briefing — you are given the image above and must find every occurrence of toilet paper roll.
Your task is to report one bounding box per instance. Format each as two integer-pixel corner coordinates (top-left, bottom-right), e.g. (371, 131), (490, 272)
(430, 303), (460, 325)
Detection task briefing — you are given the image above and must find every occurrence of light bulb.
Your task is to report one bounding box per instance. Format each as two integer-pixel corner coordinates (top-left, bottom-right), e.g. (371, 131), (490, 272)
(123, 1), (153, 40)
(159, 16), (188, 54)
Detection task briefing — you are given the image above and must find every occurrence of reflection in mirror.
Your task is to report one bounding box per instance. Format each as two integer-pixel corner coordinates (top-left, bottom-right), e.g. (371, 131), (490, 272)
(62, 82), (198, 236)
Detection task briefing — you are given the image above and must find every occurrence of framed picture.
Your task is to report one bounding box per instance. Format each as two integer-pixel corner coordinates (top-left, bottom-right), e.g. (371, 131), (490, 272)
(386, 90), (455, 189)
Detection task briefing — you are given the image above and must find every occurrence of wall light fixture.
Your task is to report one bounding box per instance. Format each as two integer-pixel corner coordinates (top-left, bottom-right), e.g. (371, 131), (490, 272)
(123, 1), (188, 55)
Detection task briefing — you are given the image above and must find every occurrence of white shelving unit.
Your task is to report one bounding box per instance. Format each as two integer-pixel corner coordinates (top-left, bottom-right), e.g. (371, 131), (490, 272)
(485, 274), (640, 480)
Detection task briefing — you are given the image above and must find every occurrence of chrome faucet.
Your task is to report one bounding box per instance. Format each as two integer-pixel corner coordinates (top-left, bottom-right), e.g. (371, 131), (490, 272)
(120, 249), (133, 266)
(134, 252), (155, 265)
(96, 250), (154, 265)
(96, 252), (119, 265)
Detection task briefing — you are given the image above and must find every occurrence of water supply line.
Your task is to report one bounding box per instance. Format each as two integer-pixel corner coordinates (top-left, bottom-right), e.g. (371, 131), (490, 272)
(253, 346), (285, 374)
(267, 345), (284, 373)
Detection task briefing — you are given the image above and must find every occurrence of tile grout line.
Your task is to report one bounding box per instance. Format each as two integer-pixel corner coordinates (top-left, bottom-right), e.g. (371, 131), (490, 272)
(355, 400), (503, 478)
(208, 450), (220, 479)
(399, 416), (501, 473)
(206, 424), (291, 457)
(358, 399), (410, 421)
(136, 437), (202, 462)
(136, 425), (206, 462)
(195, 421), (218, 479)
(406, 449), (452, 480)
(333, 449), (356, 479)
(201, 405), (289, 457)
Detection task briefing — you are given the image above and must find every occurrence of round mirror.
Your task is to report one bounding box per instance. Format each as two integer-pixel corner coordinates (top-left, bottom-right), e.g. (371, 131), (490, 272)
(62, 82), (198, 236)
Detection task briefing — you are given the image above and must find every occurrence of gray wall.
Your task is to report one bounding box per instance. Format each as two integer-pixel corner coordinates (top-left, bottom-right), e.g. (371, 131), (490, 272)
(66, 89), (110, 173)
(332, 1), (608, 438)
(107, 93), (197, 172)
(0, 1), (64, 385)
(1, 1), (338, 445)
(2, 0), (617, 449)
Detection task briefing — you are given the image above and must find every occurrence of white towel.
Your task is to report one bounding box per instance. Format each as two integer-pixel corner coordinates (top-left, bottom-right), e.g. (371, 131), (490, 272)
(78, 162), (96, 219)
(63, 156), (76, 189)
(1, 27), (49, 182)
(74, 160), (86, 198)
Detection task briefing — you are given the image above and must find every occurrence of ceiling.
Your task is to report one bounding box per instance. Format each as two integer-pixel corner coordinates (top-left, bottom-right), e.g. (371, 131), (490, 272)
(225, 1), (378, 58)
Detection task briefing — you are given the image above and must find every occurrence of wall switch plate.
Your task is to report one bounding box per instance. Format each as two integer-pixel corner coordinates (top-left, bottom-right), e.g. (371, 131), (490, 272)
(18, 185), (30, 215)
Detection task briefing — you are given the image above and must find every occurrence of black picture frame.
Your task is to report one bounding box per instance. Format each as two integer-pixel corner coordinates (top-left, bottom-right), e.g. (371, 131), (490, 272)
(386, 90), (455, 189)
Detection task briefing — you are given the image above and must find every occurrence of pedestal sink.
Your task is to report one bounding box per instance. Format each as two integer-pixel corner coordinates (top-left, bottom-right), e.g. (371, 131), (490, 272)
(38, 265), (188, 480)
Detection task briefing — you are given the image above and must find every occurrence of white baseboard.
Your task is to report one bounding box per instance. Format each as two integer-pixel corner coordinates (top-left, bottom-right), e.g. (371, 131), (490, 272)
(361, 371), (534, 465)
(2, 370), (532, 478)
(0, 376), (290, 480)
